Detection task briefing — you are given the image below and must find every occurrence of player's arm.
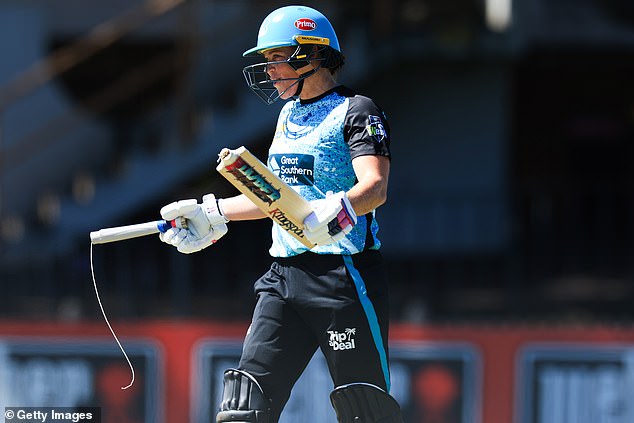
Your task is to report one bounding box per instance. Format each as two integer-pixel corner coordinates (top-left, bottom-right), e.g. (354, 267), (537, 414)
(218, 194), (267, 221)
(302, 155), (389, 246)
(347, 154), (390, 216)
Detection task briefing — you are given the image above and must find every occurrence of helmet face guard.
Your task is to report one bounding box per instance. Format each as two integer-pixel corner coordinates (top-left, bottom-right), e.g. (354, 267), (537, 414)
(242, 44), (326, 105)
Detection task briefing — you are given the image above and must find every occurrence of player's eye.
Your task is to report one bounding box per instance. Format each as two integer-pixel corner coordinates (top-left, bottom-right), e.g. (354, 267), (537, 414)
(267, 54), (289, 63)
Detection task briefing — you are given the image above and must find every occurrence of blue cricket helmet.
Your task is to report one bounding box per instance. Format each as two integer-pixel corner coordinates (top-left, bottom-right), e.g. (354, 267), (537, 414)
(243, 5), (341, 57)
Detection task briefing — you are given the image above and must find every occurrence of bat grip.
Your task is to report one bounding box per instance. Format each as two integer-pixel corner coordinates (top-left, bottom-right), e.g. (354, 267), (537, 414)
(157, 218), (187, 233)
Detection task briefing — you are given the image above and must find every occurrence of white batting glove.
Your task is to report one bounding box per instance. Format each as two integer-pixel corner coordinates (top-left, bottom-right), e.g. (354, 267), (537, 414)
(159, 194), (228, 254)
(303, 191), (357, 246)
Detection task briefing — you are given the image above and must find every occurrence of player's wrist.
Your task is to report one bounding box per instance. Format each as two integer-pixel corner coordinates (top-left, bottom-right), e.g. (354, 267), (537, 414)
(216, 198), (229, 221)
(202, 194), (230, 225)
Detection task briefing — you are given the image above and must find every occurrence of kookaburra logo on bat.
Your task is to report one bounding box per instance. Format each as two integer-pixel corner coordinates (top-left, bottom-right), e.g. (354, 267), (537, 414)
(269, 208), (305, 238)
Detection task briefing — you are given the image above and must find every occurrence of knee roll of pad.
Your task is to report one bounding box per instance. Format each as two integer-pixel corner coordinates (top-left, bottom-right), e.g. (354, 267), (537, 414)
(330, 383), (403, 423)
(216, 369), (271, 423)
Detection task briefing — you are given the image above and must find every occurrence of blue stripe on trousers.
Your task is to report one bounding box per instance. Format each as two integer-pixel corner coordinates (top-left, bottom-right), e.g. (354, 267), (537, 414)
(342, 255), (391, 392)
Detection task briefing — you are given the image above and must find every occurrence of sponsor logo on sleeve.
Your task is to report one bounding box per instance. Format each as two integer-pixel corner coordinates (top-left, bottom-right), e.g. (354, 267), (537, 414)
(366, 115), (387, 142)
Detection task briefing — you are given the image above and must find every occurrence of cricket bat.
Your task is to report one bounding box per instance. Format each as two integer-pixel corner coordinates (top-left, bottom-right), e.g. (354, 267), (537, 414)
(216, 146), (315, 248)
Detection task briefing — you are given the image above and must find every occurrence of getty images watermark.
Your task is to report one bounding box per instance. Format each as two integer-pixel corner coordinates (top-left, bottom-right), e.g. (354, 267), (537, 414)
(4, 408), (100, 423)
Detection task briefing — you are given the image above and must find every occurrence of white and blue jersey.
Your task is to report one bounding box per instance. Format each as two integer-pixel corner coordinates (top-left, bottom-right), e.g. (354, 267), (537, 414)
(267, 86), (391, 257)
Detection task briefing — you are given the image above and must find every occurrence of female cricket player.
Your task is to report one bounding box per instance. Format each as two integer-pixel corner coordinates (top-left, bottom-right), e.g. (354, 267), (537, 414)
(158, 5), (402, 422)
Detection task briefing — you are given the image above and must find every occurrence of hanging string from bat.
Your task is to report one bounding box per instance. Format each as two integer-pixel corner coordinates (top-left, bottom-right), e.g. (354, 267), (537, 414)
(90, 242), (135, 390)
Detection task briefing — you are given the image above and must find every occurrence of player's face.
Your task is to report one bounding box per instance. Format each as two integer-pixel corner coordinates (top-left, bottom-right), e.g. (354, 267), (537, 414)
(263, 47), (305, 99)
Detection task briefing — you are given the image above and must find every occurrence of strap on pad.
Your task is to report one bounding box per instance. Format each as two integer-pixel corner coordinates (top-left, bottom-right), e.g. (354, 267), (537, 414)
(216, 369), (271, 423)
(330, 383), (403, 423)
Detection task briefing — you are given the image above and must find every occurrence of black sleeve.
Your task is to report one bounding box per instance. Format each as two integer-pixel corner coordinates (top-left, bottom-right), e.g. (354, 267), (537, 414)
(344, 93), (391, 160)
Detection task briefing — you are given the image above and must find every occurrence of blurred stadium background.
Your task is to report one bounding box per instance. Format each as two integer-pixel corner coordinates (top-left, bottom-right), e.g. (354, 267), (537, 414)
(0, 0), (633, 422)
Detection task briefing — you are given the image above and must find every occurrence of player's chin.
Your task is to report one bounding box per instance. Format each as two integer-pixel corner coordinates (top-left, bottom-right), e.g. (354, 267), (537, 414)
(276, 83), (297, 99)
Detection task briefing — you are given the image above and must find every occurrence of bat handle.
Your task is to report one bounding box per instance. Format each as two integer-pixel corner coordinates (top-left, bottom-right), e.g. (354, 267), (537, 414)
(90, 217), (188, 244)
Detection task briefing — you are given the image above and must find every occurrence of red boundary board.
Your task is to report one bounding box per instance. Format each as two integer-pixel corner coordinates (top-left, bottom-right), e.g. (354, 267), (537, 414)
(1, 321), (634, 423)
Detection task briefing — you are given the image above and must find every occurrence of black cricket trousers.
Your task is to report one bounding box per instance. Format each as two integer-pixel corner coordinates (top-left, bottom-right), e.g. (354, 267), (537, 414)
(237, 249), (391, 422)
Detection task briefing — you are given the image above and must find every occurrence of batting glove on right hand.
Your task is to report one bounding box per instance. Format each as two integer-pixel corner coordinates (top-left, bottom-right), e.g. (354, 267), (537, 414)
(303, 191), (357, 246)
(159, 194), (228, 254)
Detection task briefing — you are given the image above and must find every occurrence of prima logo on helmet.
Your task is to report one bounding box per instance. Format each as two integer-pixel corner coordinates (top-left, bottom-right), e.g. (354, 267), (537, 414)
(294, 18), (317, 31)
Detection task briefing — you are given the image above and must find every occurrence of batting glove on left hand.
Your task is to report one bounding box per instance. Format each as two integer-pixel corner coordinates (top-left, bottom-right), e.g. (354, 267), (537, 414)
(159, 194), (228, 254)
(303, 191), (357, 246)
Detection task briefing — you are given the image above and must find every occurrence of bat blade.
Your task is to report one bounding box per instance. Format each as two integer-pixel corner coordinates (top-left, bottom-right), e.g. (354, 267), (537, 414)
(216, 146), (315, 248)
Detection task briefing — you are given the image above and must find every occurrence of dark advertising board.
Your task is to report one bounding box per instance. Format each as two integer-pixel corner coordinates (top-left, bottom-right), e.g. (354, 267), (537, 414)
(517, 343), (634, 423)
(0, 337), (163, 423)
